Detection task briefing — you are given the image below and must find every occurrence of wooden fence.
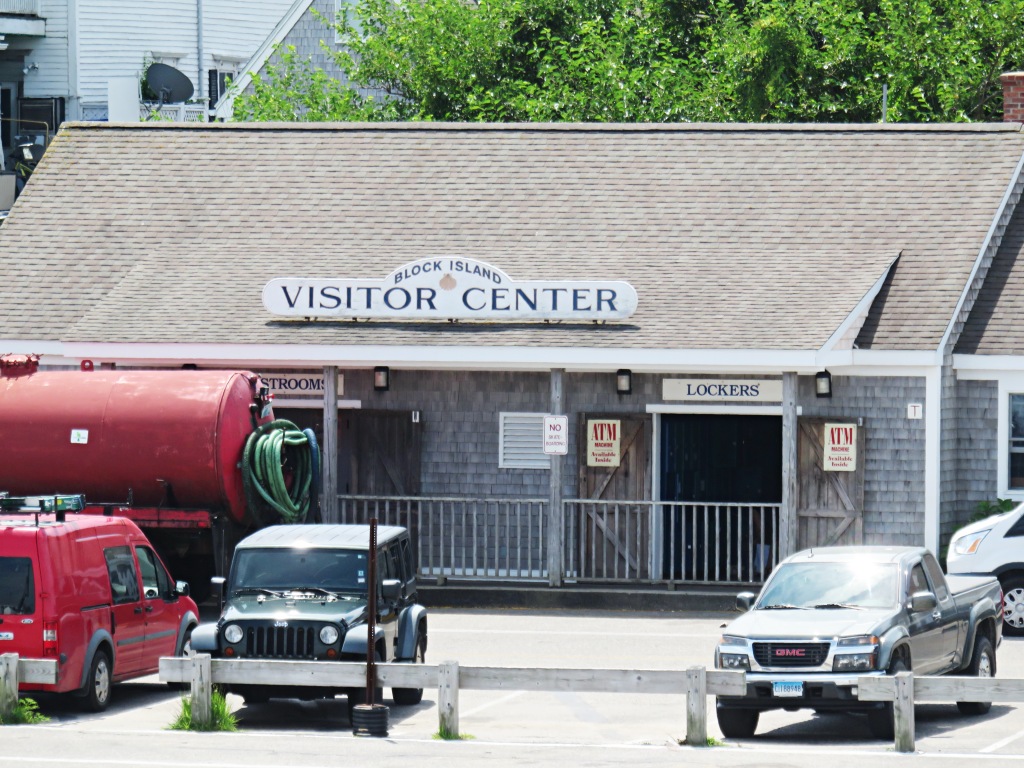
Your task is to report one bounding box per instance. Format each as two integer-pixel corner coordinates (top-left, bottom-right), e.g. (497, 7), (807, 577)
(159, 655), (744, 744)
(0, 653), (58, 719)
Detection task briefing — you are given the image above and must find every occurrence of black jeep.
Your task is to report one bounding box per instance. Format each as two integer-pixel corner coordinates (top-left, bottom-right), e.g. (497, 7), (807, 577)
(191, 524), (427, 714)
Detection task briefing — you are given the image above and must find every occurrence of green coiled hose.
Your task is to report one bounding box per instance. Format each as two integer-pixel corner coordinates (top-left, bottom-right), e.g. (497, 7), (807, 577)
(242, 419), (319, 526)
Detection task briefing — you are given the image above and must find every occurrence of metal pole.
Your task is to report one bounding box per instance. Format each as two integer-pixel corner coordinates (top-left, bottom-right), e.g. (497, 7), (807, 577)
(366, 518), (377, 702)
(781, 372), (798, 559)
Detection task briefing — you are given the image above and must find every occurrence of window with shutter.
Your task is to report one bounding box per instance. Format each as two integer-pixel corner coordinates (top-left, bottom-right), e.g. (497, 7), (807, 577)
(499, 412), (550, 469)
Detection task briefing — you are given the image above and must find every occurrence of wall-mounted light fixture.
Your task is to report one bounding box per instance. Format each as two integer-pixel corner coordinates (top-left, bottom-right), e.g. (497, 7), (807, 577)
(22, 62), (38, 75)
(616, 369), (632, 395)
(373, 366), (390, 392)
(815, 370), (833, 398)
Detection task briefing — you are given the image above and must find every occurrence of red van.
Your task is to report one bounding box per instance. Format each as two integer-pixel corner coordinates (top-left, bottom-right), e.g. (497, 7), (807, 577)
(0, 500), (199, 711)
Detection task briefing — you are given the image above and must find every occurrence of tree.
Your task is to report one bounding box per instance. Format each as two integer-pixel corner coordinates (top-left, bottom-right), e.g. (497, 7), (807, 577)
(231, 0), (1024, 123)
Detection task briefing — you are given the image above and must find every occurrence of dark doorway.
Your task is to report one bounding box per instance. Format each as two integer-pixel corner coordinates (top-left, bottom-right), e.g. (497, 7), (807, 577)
(660, 414), (781, 580)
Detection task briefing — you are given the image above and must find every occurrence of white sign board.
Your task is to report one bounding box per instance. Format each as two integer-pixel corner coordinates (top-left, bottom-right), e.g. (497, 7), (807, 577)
(262, 373), (344, 401)
(663, 379), (783, 402)
(543, 415), (568, 455)
(907, 403), (923, 419)
(824, 423), (857, 472)
(263, 258), (638, 321)
(70, 429), (89, 445)
(587, 419), (621, 467)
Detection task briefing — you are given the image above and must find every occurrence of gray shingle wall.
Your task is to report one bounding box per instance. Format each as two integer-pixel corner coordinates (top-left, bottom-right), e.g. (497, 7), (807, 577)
(342, 369), (929, 545)
(800, 374), (926, 546)
(950, 378), (999, 541)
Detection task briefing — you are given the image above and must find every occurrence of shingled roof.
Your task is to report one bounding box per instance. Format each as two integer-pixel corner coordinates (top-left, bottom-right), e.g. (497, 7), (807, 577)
(1, 121), (1021, 363)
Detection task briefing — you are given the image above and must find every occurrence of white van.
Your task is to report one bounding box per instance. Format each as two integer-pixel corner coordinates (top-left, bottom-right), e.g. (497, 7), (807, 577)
(947, 503), (1024, 635)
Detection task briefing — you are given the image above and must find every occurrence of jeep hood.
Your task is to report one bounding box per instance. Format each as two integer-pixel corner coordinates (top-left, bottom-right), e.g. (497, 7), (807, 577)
(222, 594), (367, 625)
(723, 607), (895, 640)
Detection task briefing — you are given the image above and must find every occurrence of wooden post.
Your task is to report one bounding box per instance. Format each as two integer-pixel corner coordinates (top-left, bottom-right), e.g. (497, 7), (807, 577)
(0, 653), (18, 720)
(780, 372), (798, 559)
(190, 653), (213, 728)
(322, 365), (339, 524)
(894, 670), (915, 753)
(685, 666), (707, 747)
(438, 660), (460, 737)
(547, 368), (564, 587)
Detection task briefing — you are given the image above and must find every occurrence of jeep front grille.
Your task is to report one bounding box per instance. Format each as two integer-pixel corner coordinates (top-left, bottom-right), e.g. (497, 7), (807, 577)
(752, 642), (830, 667)
(245, 625), (317, 659)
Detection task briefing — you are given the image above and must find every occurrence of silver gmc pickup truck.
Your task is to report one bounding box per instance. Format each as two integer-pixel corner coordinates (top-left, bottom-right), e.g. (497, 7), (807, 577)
(714, 546), (1002, 739)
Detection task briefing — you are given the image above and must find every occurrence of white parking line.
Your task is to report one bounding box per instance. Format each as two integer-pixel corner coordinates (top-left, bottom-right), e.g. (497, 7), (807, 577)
(981, 729), (1024, 753)
(430, 629), (718, 638)
(460, 690), (526, 717)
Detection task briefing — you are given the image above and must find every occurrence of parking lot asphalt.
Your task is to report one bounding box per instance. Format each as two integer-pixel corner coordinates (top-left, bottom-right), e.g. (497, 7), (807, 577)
(9, 609), (1024, 767)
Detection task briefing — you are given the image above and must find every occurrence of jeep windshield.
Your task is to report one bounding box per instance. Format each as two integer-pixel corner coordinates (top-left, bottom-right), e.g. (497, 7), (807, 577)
(757, 561), (898, 610)
(0, 556), (34, 614)
(229, 548), (369, 596)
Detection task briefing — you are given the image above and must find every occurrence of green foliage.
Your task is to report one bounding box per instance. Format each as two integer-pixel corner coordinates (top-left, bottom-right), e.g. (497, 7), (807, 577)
(234, 0), (1024, 124)
(973, 497), (1018, 522)
(0, 697), (49, 725)
(169, 690), (238, 732)
(433, 726), (474, 740)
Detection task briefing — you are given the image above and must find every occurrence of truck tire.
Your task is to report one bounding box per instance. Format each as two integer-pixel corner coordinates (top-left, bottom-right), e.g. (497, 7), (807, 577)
(867, 655), (907, 740)
(715, 702), (758, 738)
(957, 634), (994, 716)
(1000, 576), (1024, 636)
(392, 634), (425, 706)
(80, 650), (112, 712)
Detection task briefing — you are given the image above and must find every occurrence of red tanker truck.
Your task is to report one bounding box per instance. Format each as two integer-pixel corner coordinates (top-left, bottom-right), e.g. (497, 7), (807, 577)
(0, 355), (320, 601)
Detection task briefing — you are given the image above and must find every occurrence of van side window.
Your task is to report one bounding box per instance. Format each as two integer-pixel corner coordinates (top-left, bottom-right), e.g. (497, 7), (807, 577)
(135, 546), (172, 600)
(104, 546), (140, 604)
(0, 556), (34, 614)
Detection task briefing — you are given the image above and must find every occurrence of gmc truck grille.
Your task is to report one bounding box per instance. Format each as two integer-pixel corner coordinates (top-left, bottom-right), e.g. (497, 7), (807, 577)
(244, 625), (317, 659)
(753, 642), (830, 667)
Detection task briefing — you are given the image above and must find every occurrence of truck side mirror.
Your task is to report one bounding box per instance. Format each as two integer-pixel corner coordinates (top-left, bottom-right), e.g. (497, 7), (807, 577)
(910, 590), (937, 613)
(382, 578), (402, 602)
(736, 592), (757, 611)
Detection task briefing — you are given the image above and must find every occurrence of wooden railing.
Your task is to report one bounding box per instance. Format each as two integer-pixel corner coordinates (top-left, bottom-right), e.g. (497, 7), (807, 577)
(0, 653), (57, 719)
(160, 655), (744, 744)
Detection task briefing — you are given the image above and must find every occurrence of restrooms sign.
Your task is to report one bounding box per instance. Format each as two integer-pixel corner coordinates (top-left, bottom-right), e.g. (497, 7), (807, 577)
(263, 258), (638, 321)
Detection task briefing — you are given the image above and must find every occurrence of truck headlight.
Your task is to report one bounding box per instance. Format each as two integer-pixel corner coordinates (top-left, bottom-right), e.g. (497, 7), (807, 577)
(833, 652), (875, 671)
(320, 625), (340, 644)
(718, 653), (750, 670)
(952, 530), (990, 556)
(223, 624), (244, 644)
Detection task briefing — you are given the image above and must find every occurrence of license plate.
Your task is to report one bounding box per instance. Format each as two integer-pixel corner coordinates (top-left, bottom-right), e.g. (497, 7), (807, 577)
(772, 681), (803, 698)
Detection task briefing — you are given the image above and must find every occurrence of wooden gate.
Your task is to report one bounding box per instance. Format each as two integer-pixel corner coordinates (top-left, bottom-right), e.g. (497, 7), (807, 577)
(576, 414), (651, 579)
(796, 417), (865, 549)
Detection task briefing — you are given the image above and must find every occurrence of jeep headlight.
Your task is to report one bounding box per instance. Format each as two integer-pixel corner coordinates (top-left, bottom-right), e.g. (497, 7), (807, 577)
(952, 529), (990, 556)
(320, 625), (340, 645)
(223, 624), (244, 644)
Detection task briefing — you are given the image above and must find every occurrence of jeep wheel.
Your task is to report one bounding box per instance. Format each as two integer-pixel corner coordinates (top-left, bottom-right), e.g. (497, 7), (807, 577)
(392, 634), (425, 706)
(1001, 576), (1024, 636)
(867, 654), (908, 739)
(957, 634), (995, 716)
(81, 650), (112, 712)
(715, 702), (758, 738)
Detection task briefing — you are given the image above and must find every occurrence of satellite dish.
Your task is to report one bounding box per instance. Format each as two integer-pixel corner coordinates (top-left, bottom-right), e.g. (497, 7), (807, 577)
(146, 63), (194, 105)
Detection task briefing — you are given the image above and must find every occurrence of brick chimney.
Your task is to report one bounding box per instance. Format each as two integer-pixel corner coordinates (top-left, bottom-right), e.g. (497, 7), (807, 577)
(1002, 72), (1024, 122)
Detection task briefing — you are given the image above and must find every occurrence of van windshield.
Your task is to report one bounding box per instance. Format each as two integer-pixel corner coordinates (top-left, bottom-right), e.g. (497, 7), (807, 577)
(230, 548), (369, 595)
(0, 557), (35, 614)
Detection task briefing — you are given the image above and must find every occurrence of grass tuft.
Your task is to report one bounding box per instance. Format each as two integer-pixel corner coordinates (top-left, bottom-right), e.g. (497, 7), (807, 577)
(433, 726), (474, 740)
(0, 697), (49, 725)
(169, 690), (238, 732)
